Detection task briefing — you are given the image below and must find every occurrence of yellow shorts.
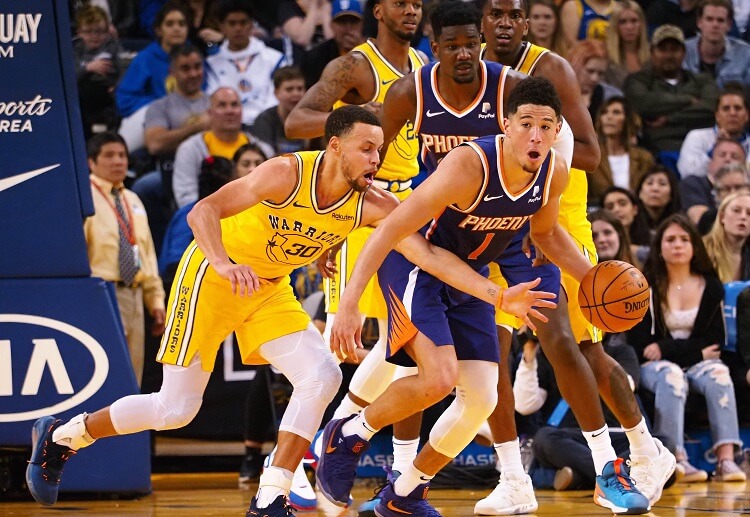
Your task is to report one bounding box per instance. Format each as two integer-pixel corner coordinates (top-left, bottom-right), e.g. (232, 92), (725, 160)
(561, 231), (601, 344)
(489, 231), (602, 343)
(157, 244), (311, 372)
(324, 189), (411, 319)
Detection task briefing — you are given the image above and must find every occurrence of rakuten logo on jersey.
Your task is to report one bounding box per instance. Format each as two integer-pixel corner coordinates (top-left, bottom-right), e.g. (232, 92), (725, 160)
(0, 314), (109, 422)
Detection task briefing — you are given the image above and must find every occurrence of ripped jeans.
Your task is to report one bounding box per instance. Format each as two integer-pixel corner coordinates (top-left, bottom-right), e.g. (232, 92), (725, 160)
(640, 359), (743, 456)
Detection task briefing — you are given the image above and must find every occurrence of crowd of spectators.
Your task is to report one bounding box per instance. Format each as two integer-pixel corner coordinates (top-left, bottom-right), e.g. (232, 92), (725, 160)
(69, 0), (750, 487)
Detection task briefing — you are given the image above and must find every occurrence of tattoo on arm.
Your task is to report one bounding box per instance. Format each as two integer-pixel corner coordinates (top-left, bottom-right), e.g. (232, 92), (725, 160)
(299, 55), (361, 111)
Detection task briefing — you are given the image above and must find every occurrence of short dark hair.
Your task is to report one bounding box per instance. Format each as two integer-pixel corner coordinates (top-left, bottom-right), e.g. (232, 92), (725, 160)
(430, 0), (481, 40)
(479, 0), (529, 15)
(716, 82), (747, 111)
(154, 1), (193, 36)
(272, 66), (304, 89)
(324, 105), (381, 142)
(216, 0), (254, 22)
(169, 42), (202, 64)
(232, 142), (268, 163)
(696, 0), (733, 22)
(507, 76), (561, 118)
(87, 132), (128, 160)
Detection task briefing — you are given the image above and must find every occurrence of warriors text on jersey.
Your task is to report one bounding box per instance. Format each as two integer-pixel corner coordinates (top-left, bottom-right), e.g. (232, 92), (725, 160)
(414, 60), (507, 173)
(221, 150), (365, 278)
(424, 134), (556, 269)
(334, 39), (425, 182)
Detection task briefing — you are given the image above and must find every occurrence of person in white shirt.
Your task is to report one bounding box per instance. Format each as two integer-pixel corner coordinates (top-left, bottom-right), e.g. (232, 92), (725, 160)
(206, 0), (288, 127)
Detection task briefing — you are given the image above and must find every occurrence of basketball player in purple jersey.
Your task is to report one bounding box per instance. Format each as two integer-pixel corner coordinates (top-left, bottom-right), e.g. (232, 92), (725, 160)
(318, 77), (611, 517)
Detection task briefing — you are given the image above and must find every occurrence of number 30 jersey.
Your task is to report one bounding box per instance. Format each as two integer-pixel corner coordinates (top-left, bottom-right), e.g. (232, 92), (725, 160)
(221, 151), (366, 278)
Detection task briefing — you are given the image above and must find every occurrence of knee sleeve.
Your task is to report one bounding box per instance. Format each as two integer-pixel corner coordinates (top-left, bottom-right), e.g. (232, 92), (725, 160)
(260, 324), (343, 441)
(348, 328), (398, 403)
(429, 361), (499, 458)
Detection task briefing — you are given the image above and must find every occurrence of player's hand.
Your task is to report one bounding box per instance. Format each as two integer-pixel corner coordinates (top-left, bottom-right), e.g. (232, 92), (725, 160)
(363, 101), (383, 118)
(330, 301), (363, 363)
(702, 344), (721, 360)
(213, 261), (260, 296)
(498, 277), (556, 332)
(521, 234), (549, 266)
(150, 308), (166, 336)
(643, 342), (662, 362)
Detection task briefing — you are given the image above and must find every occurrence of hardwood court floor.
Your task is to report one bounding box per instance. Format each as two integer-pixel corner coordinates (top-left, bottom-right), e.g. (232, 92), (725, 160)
(1, 473), (748, 516)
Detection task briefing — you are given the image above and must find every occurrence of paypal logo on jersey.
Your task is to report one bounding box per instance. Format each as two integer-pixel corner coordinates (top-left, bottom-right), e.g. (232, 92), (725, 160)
(528, 185), (541, 203)
(478, 101), (495, 119)
(0, 314), (109, 422)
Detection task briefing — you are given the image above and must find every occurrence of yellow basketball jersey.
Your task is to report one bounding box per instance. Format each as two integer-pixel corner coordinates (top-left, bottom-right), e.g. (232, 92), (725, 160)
(509, 43), (593, 248)
(334, 39), (425, 182)
(220, 151), (366, 278)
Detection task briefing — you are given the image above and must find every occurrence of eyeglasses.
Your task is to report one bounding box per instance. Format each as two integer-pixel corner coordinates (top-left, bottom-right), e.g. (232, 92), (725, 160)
(714, 184), (750, 196)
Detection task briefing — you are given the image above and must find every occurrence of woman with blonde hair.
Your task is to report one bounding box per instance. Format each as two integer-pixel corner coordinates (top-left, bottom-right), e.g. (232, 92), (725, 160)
(526, 0), (566, 56)
(604, 0), (650, 88)
(566, 39), (622, 120)
(703, 191), (750, 283)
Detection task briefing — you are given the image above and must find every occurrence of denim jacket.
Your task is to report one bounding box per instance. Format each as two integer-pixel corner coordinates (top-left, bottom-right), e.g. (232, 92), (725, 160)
(683, 36), (750, 87)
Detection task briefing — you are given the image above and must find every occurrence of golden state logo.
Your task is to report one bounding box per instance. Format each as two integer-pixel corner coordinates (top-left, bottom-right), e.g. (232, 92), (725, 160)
(266, 232), (324, 265)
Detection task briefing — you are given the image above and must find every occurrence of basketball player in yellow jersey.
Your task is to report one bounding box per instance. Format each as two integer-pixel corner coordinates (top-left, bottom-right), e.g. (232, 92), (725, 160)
(474, 0), (676, 513)
(25, 106), (511, 515)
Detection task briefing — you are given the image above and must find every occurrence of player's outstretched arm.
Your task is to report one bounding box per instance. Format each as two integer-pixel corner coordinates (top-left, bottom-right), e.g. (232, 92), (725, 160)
(529, 155), (593, 283)
(187, 155), (299, 296)
(285, 53), (369, 139)
(379, 74), (417, 163)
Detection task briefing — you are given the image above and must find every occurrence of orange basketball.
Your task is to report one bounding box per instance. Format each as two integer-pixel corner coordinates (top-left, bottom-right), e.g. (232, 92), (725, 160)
(578, 260), (650, 333)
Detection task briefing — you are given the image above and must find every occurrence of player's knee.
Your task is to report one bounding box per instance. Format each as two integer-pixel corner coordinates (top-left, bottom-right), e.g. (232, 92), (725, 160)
(292, 353), (342, 404)
(459, 382), (497, 422)
(424, 363), (458, 402)
(155, 391), (203, 430)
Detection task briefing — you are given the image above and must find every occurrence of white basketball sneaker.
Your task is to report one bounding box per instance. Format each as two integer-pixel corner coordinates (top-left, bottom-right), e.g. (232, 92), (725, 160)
(474, 472), (538, 515)
(628, 438), (676, 506)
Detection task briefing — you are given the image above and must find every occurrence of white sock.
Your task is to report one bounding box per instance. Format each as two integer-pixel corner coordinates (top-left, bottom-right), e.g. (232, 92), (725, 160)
(394, 464), (433, 497)
(624, 417), (660, 458)
(494, 438), (525, 477)
(255, 466), (293, 508)
(333, 394), (365, 420)
(342, 410), (377, 441)
(583, 425), (618, 476)
(391, 438), (419, 474)
(51, 413), (96, 451)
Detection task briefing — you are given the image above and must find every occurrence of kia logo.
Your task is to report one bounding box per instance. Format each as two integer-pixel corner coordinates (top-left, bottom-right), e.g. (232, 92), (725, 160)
(0, 314), (109, 422)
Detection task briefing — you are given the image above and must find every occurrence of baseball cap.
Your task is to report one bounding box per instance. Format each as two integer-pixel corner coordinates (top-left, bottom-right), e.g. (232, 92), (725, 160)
(651, 24), (685, 47)
(332, 0), (363, 20)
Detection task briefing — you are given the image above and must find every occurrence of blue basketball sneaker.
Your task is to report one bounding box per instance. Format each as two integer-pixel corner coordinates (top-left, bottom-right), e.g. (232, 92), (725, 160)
(245, 495), (294, 517)
(316, 415), (370, 507)
(358, 466), (400, 516)
(26, 416), (76, 506)
(373, 481), (442, 517)
(594, 458), (650, 515)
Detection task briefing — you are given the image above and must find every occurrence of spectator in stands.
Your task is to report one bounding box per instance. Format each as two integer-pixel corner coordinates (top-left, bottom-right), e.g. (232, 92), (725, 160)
(683, 0), (750, 88)
(206, 0), (288, 128)
(627, 214), (746, 483)
(646, 0), (699, 40)
(74, 5), (124, 139)
(278, 0), (333, 49)
(144, 44), (211, 203)
(604, 0), (650, 89)
(624, 25), (718, 171)
(589, 209), (640, 265)
(678, 85), (750, 178)
(117, 1), (192, 153)
(602, 186), (653, 263)
(567, 39), (623, 121)
(559, 0), (613, 53)
(85, 132), (166, 386)
(172, 87), (273, 207)
(704, 191), (750, 282)
(637, 166), (682, 233)
(79, 0), (140, 42)
(299, 0), (364, 88)
(588, 96), (655, 206)
(681, 139), (746, 226)
(526, 0), (565, 57)
(697, 163), (750, 232)
(184, 0), (225, 55)
(252, 67), (308, 155)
